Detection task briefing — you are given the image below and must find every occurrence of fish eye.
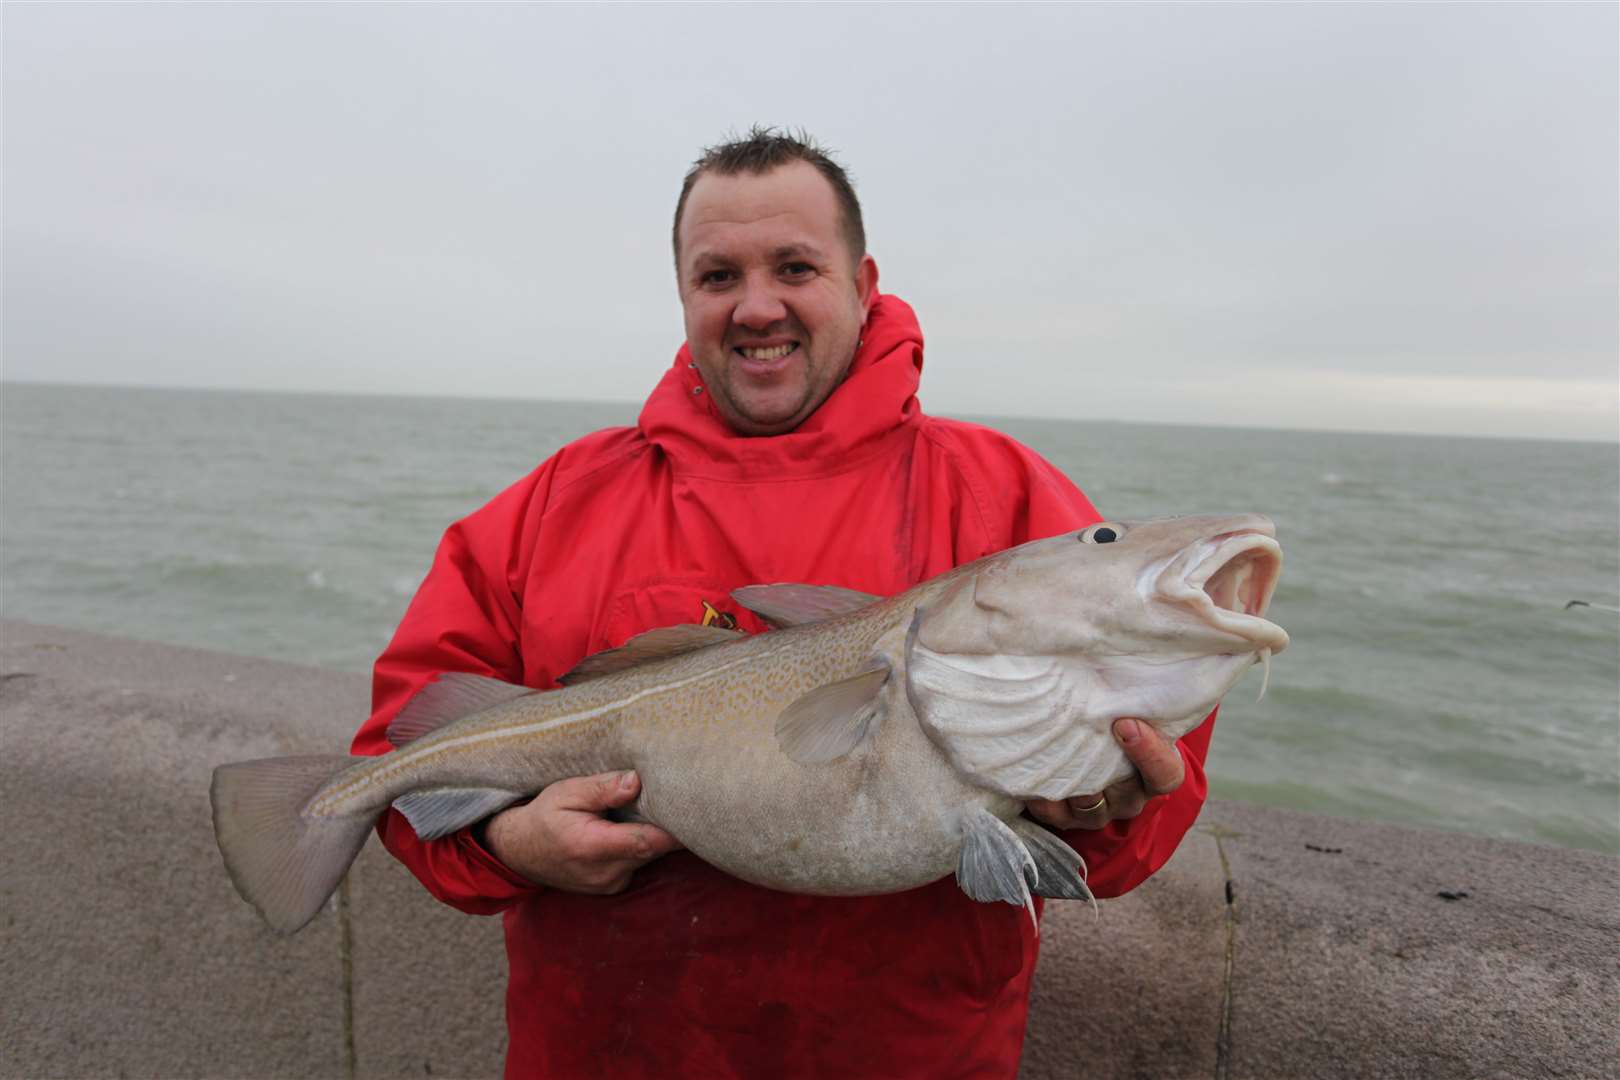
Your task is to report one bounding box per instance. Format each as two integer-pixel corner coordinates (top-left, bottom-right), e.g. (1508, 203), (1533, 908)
(1078, 523), (1124, 544)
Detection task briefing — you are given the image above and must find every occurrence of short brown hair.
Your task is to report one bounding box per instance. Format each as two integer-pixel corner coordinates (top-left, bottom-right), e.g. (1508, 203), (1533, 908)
(672, 126), (866, 269)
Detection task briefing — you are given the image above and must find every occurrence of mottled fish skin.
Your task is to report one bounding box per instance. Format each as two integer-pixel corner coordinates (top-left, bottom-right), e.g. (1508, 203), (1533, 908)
(211, 513), (1287, 933)
(300, 592), (1009, 896)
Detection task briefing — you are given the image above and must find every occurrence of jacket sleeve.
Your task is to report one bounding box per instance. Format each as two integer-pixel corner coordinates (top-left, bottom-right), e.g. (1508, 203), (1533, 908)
(349, 471), (551, 915)
(945, 423), (1216, 899)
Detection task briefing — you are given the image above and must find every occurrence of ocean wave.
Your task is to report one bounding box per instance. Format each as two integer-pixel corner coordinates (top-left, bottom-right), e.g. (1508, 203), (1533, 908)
(6, 384), (1616, 853)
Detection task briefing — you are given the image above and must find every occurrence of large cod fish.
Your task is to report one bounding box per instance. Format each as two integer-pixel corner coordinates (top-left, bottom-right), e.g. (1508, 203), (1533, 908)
(212, 514), (1287, 933)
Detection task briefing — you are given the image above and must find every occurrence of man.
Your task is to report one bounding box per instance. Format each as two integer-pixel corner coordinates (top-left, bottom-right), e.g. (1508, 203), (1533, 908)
(353, 129), (1212, 1078)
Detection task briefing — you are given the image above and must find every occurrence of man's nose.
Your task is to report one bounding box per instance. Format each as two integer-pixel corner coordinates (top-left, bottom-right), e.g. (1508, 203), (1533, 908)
(731, 276), (787, 330)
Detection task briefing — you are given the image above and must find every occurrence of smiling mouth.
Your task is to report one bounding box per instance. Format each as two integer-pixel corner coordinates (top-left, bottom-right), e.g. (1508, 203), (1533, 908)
(735, 343), (799, 362)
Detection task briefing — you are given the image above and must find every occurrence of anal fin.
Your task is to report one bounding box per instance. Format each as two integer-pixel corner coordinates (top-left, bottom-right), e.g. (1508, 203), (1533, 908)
(394, 787), (525, 841)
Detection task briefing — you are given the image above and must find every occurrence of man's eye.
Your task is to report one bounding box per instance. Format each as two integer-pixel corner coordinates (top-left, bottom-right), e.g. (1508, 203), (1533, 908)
(780, 263), (814, 279)
(700, 270), (736, 287)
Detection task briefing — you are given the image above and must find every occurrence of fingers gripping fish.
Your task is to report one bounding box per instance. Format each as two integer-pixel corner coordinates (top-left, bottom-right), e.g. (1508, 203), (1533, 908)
(211, 514), (1288, 934)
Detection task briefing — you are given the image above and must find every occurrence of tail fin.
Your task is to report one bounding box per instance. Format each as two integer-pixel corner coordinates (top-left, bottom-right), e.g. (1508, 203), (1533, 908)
(210, 755), (377, 934)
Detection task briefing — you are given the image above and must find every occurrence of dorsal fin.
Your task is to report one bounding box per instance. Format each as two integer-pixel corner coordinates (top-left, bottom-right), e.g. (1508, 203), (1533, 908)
(387, 672), (537, 747)
(558, 624), (741, 686)
(731, 584), (882, 629)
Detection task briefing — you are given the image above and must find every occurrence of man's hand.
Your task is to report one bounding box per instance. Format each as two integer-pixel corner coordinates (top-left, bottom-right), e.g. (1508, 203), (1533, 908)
(1026, 718), (1185, 830)
(482, 770), (684, 893)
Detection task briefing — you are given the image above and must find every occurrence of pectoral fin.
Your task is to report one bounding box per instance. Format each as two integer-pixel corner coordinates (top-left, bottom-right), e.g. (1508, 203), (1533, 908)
(732, 584), (882, 628)
(774, 663), (890, 763)
(393, 787), (526, 841)
(957, 808), (1038, 930)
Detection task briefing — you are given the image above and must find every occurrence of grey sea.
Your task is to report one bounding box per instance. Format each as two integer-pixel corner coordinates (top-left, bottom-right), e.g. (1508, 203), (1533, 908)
(3, 382), (1616, 854)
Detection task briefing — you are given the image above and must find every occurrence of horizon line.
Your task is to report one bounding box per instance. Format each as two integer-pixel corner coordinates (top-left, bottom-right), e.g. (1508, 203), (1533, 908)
(2, 376), (1615, 448)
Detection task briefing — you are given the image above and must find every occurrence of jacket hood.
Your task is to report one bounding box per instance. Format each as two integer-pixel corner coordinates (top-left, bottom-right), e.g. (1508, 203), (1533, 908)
(637, 293), (925, 480)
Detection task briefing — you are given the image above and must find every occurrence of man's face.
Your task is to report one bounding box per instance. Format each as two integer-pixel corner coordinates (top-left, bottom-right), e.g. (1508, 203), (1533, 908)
(677, 161), (879, 436)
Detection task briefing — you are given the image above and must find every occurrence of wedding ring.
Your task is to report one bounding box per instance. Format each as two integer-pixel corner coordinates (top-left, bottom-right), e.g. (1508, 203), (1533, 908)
(1077, 796), (1107, 814)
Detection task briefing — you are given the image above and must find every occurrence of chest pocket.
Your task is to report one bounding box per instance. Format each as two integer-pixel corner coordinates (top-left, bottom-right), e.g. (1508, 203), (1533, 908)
(600, 577), (770, 656)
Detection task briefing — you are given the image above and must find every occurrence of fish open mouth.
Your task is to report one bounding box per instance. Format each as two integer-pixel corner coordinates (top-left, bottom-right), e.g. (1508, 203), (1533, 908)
(1159, 529), (1288, 652)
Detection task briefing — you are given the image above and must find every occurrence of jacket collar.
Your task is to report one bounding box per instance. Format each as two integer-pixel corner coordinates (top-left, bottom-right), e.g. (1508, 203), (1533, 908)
(637, 293), (926, 480)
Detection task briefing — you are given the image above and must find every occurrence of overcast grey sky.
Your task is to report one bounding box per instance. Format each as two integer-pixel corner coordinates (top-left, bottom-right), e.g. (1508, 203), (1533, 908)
(4, 3), (1616, 441)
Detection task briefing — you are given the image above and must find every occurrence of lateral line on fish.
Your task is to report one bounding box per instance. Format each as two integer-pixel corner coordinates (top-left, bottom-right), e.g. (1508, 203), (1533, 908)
(310, 641), (795, 814)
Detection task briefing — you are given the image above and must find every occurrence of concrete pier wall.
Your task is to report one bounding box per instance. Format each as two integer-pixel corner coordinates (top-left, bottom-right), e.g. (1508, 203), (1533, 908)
(2, 620), (1614, 1079)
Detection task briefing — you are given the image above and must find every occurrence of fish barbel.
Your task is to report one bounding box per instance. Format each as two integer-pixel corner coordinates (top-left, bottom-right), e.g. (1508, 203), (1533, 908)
(212, 514), (1287, 933)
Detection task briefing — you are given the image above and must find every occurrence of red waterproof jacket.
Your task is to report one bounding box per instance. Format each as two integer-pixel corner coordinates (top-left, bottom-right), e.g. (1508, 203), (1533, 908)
(353, 294), (1213, 1079)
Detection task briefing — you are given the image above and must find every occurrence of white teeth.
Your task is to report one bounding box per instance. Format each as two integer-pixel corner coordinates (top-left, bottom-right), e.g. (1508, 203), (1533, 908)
(739, 344), (795, 361)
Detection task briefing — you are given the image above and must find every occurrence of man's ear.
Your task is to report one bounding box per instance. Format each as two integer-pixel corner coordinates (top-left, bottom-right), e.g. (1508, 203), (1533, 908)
(856, 255), (880, 319)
